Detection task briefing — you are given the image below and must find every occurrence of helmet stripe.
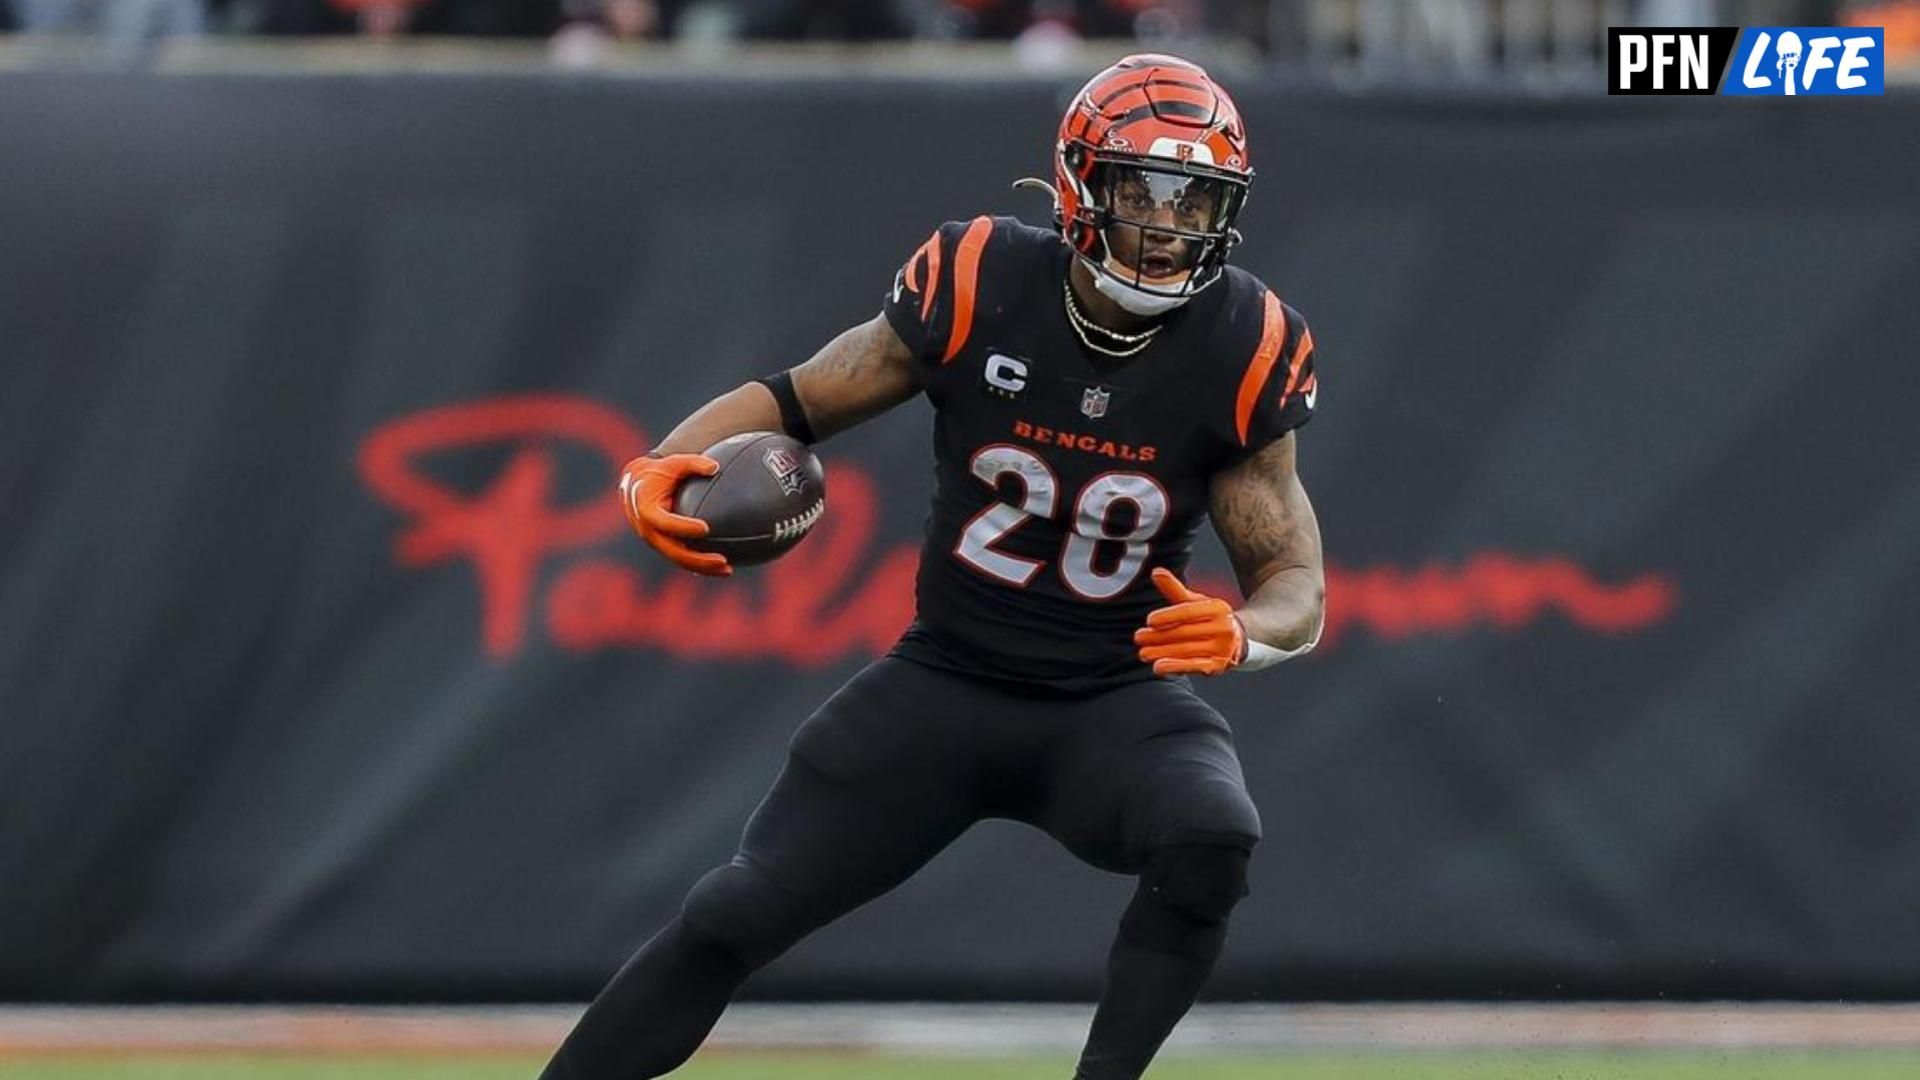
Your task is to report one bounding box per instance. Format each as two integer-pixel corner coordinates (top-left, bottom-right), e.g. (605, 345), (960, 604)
(1111, 99), (1217, 128)
(1091, 81), (1141, 109)
(1091, 75), (1212, 111)
(1093, 87), (1153, 117)
(940, 216), (994, 366)
(1143, 81), (1220, 106)
(1235, 290), (1289, 446)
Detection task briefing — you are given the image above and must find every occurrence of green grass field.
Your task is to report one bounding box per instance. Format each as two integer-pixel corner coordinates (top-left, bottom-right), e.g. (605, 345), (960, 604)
(9, 1053), (1920, 1080)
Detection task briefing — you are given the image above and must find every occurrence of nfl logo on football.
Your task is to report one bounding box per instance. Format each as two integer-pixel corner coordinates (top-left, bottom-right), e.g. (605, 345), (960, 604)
(1081, 386), (1111, 420)
(763, 446), (806, 495)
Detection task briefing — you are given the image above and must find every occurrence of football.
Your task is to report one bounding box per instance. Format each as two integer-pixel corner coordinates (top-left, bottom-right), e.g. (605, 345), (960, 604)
(673, 431), (827, 566)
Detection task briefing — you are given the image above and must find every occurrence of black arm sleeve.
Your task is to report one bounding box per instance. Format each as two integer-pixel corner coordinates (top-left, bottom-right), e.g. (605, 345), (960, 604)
(754, 369), (818, 445)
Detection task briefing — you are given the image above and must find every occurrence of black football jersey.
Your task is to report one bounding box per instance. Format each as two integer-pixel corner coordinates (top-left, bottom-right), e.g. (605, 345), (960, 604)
(881, 215), (1317, 693)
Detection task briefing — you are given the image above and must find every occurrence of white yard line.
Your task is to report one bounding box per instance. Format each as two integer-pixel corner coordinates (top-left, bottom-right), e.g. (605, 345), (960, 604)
(1, 1003), (1917, 1055)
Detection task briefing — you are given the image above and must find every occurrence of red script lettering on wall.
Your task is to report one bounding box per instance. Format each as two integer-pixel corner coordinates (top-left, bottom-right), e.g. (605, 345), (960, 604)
(358, 394), (1677, 664)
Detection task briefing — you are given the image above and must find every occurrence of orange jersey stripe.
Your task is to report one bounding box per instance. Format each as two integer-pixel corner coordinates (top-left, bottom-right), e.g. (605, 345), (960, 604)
(940, 216), (993, 365)
(1278, 325), (1314, 404)
(919, 232), (943, 323)
(905, 231), (940, 317)
(1234, 290), (1288, 445)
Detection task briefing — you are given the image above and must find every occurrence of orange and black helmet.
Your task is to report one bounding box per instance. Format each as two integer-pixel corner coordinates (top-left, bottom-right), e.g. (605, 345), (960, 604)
(1047, 54), (1252, 307)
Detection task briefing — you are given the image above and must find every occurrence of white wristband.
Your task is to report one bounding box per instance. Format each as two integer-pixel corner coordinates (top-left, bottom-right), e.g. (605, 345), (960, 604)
(1234, 615), (1320, 672)
(1239, 638), (1314, 671)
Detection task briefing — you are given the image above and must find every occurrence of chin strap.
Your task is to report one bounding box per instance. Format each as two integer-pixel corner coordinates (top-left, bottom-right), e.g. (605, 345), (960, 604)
(1090, 258), (1193, 316)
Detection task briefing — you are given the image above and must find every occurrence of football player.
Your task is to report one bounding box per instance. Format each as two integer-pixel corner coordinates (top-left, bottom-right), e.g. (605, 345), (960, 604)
(544, 53), (1323, 1080)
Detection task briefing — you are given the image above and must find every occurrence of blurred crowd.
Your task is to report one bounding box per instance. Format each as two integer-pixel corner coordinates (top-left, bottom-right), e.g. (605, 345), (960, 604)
(0, 0), (1912, 69)
(0, 0), (1255, 41)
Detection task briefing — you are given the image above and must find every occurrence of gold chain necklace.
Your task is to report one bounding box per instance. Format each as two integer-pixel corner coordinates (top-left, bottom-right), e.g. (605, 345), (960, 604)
(1063, 277), (1160, 358)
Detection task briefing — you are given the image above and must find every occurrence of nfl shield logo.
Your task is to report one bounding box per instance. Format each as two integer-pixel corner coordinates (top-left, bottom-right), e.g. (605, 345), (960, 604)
(1080, 386), (1111, 420)
(763, 446), (806, 496)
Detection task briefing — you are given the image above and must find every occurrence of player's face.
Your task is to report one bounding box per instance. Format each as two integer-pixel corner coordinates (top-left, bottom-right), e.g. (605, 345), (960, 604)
(1102, 168), (1226, 284)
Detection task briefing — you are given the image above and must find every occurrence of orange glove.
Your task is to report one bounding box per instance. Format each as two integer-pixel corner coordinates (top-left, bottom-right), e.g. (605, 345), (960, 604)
(617, 453), (731, 577)
(1133, 568), (1246, 676)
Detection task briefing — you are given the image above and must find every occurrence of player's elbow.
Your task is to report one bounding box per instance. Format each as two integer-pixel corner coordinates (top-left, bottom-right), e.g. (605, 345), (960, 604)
(1271, 572), (1324, 652)
(1294, 582), (1327, 650)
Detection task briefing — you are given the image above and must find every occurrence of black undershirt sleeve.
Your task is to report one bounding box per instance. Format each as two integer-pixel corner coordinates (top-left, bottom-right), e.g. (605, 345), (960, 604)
(753, 369), (817, 445)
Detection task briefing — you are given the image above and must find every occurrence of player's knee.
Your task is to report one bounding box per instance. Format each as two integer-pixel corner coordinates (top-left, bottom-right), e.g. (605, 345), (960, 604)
(680, 857), (800, 971)
(1144, 843), (1251, 925)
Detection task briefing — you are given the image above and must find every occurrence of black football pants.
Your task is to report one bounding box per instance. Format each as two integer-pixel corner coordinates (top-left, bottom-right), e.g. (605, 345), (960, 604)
(541, 656), (1263, 1079)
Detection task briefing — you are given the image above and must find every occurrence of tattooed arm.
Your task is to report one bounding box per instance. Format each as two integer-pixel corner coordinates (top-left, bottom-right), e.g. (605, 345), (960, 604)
(1208, 431), (1326, 657)
(648, 314), (924, 454)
